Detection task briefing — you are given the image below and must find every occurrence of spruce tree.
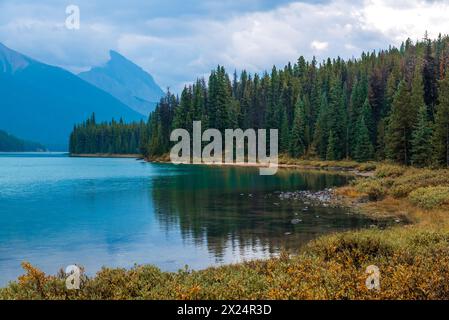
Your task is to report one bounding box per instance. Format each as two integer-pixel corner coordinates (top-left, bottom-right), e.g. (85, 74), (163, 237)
(280, 109), (290, 153)
(411, 103), (433, 167)
(327, 75), (346, 160)
(348, 77), (368, 157)
(354, 115), (374, 162)
(386, 80), (415, 164)
(313, 94), (329, 159)
(361, 98), (375, 144)
(289, 99), (307, 157)
(326, 130), (337, 161)
(410, 68), (432, 167)
(433, 73), (449, 167)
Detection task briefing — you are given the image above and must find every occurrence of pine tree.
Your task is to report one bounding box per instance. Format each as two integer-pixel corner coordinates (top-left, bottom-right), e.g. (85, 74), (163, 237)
(354, 115), (374, 162)
(348, 76), (368, 156)
(423, 38), (438, 119)
(173, 86), (192, 131)
(361, 98), (375, 144)
(313, 94), (330, 159)
(280, 109), (290, 153)
(386, 80), (415, 164)
(289, 99), (307, 157)
(326, 130), (337, 161)
(411, 103), (433, 167)
(433, 73), (449, 167)
(327, 75), (347, 160)
(410, 67), (432, 167)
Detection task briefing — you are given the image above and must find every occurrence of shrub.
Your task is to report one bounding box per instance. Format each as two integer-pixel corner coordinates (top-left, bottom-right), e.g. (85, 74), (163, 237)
(3, 227), (449, 300)
(355, 179), (386, 200)
(357, 162), (377, 172)
(375, 164), (406, 178)
(390, 170), (449, 198)
(408, 187), (449, 209)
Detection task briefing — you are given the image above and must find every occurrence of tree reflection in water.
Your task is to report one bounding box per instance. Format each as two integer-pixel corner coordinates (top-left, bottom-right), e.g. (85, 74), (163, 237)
(150, 165), (377, 261)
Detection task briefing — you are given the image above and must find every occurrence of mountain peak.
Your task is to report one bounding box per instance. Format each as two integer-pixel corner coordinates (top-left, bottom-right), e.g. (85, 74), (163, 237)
(109, 50), (127, 61)
(0, 42), (31, 74)
(108, 50), (133, 66)
(79, 50), (164, 116)
(106, 50), (148, 76)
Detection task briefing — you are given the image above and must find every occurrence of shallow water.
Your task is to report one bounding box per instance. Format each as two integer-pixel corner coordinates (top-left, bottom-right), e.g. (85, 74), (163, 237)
(0, 153), (380, 285)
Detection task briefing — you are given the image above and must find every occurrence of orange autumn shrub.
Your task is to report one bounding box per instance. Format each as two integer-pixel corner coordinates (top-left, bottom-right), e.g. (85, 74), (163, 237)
(2, 226), (449, 300)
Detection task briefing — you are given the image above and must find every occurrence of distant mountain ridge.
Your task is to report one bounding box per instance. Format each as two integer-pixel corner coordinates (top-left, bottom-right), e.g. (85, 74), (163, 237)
(0, 42), (30, 73)
(0, 129), (46, 152)
(79, 50), (164, 116)
(0, 43), (145, 150)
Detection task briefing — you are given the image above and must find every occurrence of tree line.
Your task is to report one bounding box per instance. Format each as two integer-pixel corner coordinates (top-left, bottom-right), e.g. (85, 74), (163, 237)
(70, 34), (449, 167)
(69, 114), (147, 155)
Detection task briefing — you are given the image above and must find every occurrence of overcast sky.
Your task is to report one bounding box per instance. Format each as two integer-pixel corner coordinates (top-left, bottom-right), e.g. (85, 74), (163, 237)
(1, 0), (449, 92)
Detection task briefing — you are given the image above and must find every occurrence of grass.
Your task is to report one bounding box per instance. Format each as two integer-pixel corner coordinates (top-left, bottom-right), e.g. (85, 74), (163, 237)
(352, 163), (449, 202)
(1, 162), (449, 300)
(276, 155), (378, 172)
(409, 187), (449, 210)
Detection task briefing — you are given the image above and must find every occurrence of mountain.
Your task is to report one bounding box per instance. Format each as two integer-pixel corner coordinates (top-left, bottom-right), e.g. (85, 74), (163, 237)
(0, 129), (46, 152)
(79, 50), (164, 116)
(0, 43), (145, 150)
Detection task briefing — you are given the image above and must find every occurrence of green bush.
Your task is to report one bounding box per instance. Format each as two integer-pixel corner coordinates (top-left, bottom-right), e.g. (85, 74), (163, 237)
(390, 170), (449, 198)
(375, 164), (406, 178)
(408, 187), (449, 209)
(355, 179), (386, 200)
(358, 162), (377, 172)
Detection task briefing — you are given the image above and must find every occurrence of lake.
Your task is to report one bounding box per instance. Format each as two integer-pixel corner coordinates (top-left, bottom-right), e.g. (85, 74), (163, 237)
(0, 153), (380, 286)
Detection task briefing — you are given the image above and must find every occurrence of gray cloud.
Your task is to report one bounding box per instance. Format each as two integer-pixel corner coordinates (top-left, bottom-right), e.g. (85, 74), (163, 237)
(0, 0), (447, 92)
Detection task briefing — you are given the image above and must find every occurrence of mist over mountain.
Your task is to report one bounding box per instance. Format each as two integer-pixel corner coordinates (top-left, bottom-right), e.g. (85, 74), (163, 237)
(79, 50), (164, 116)
(0, 43), (144, 150)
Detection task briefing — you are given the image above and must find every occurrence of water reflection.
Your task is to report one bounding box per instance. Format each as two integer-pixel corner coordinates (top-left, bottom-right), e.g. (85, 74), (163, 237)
(0, 155), (382, 285)
(150, 165), (372, 261)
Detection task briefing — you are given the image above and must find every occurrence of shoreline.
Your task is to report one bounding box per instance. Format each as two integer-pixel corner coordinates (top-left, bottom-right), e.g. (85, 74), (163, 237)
(71, 152), (374, 176)
(146, 158), (374, 177)
(70, 153), (142, 159)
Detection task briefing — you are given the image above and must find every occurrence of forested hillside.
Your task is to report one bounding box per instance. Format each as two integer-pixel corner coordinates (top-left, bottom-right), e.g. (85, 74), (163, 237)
(0, 130), (45, 152)
(69, 114), (147, 155)
(70, 34), (449, 167)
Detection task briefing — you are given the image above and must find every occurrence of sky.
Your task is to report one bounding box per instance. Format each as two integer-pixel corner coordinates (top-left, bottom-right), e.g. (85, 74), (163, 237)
(1, 0), (449, 92)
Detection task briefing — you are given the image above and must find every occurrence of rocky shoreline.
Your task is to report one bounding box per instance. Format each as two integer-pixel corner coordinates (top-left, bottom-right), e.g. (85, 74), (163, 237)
(277, 188), (350, 208)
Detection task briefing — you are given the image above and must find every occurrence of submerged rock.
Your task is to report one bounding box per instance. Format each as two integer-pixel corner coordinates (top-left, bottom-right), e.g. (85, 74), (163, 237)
(278, 188), (342, 207)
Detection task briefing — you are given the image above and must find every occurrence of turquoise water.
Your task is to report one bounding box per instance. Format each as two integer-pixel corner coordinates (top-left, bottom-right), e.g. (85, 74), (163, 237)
(0, 153), (378, 286)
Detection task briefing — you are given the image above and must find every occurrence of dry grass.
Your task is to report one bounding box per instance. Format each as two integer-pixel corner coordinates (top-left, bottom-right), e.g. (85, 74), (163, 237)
(335, 186), (364, 198)
(352, 164), (449, 208)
